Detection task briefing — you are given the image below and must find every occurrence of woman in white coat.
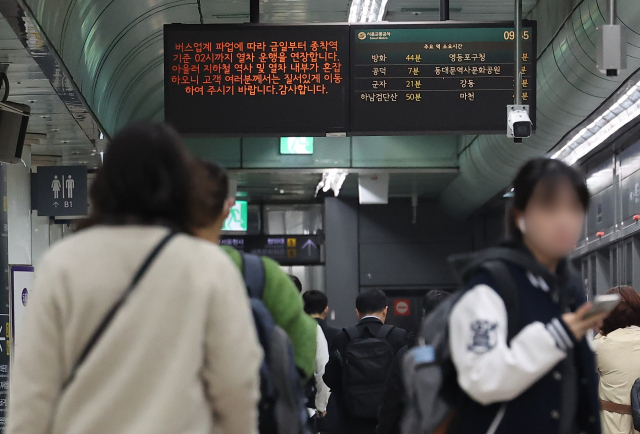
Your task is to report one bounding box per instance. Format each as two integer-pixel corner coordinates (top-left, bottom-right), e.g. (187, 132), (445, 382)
(7, 121), (262, 434)
(594, 285), (640, 434)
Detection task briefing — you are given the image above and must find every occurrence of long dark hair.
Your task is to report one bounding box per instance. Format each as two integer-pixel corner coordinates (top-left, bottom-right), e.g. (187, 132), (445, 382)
(191, 160), (229, 229)
(82, 121), (195, 233)
(506, 158), (590, 241)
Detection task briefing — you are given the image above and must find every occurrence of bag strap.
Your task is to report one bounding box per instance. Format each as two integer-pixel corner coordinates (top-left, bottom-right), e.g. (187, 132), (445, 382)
(241, 252), (266, 300)
(480, 260), (520, 343)
(344, 326), (362, 342)
(61, 231), (176, 391)
(375, 324), (394, 340)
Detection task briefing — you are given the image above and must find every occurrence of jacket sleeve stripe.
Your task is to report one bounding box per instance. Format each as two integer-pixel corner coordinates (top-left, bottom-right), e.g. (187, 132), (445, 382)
(550, 318), (573, 350)
(545, 322), (567, 352)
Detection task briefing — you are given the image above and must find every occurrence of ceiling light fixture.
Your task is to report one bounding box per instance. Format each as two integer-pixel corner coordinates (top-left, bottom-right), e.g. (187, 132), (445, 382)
(348, 0), (387, 23)
(315, 170), (348, 197)
(552, 81), (640, 166)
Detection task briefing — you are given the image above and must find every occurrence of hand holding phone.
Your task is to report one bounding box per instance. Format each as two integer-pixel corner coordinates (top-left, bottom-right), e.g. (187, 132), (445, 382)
(562, 295), (621, 341)
(581, 294), (621, 320)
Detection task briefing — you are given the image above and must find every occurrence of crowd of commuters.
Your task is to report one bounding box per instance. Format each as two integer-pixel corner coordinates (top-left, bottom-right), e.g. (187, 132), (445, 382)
(5, 121), (640, 434)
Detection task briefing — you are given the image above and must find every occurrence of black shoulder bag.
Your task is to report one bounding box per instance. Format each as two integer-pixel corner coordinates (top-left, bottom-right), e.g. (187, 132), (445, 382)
(61, 231), (176, 391)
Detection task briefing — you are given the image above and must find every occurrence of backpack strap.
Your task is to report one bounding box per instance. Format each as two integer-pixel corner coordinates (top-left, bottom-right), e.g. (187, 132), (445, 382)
(344, 326), (362, 342)
(375, 324), (395, 340)
(480, 260), (520, 343)
(241, 252), (266, 300)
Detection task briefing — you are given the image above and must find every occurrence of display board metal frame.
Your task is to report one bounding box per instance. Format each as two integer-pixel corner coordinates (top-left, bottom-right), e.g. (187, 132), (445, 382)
(164, 21), (537, 137)
(349, 20), (537, 135)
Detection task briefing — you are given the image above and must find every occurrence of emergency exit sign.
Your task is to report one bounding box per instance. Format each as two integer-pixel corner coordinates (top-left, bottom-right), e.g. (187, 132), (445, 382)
(280, 137), (314, 155)
(222, 201), (248, 232)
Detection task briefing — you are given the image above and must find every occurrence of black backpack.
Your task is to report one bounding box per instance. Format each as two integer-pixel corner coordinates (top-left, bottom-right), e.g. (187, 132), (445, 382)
(241, 253), (311, 434)
(632, 378), (640, 431)
(342, 324), (397, 419)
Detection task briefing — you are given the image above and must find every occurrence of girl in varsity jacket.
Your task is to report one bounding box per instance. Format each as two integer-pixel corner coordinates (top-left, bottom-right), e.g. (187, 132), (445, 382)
(447, 158), (608, 434)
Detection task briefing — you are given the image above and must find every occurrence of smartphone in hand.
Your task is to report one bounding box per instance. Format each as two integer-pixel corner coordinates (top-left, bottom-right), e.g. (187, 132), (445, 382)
(582, 294), (621, 320)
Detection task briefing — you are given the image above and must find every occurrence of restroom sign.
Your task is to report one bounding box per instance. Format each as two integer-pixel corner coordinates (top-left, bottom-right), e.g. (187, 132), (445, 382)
(36, 166), (88, 216)
(394, 299), (411, 316)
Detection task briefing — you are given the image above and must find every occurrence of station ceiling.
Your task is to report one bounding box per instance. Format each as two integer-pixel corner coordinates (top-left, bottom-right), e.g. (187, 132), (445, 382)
(0, 7), (101, 167)
(2, 0), (637, 208)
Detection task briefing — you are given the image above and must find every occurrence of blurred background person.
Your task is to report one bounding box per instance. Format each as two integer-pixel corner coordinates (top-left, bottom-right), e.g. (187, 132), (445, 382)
(293, 281), (330, 434)
(376, 290), (449, 434)
(190, 161), (317, 380)
(7, 121), (262, 434)
(304, 290), (340, 433)
(303, 290), (340, 354)
(594, 286), (640, 434)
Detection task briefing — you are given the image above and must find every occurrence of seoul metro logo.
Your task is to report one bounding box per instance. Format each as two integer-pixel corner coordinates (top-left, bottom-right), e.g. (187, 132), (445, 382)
(358, 32), (367, 40)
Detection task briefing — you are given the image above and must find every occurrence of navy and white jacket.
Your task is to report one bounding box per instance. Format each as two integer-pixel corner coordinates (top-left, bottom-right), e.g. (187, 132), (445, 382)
(447, 243), (601, 434)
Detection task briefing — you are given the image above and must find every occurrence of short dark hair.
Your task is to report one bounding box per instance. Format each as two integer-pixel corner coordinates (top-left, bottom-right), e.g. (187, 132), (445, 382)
(507, 158), (590, 241)
(422, 290), (449, 316)
(289, 275), (302, 293)
(83, 121), (195, 233)
(303, 290), (328, 315)
(356, 289), (388, 315)
(601, 286), (640, 335)
(191, 160), (229, 228)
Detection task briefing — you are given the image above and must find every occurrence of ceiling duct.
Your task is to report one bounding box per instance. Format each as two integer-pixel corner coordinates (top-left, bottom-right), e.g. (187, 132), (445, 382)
(440, 0), (640, 218)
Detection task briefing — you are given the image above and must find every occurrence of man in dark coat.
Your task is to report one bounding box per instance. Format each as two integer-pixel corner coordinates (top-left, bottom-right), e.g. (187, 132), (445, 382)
(324, 290), (407, 434)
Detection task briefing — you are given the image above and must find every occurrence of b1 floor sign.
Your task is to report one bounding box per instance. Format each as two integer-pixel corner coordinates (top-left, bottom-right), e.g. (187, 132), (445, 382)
(36, 166), (88, 216)
(394, 299), (411, 316)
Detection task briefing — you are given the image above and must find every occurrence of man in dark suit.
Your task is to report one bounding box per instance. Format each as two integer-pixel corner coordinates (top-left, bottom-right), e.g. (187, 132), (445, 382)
(323, 290), (407, 434)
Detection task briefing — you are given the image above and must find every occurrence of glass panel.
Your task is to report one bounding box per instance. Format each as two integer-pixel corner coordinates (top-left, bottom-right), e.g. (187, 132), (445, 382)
(611, 246), (618, 287)
(581, 258), (589, 294)
(626, 241), (634, 286)
(590, 254), (597, 298)
(264, 204), (323, 235)
(281, 265), (325, 294)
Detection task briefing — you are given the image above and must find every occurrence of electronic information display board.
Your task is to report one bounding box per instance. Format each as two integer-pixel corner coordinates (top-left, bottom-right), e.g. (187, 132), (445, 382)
(164, 24), (350, 136)
(350, 22), (536, 134)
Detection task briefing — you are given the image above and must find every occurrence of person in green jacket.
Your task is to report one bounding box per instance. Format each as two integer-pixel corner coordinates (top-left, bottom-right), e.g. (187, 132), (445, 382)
(191, 160), (317, 379)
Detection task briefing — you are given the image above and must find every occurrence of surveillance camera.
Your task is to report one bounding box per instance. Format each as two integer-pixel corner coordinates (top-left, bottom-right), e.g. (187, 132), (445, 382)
(507, 105), (532, 140)
(597, 25), (626, 77)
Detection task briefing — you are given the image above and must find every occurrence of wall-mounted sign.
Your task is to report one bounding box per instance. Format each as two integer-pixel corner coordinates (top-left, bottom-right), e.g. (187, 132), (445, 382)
(35, 166), (88, 217)
(222, 201), (248, 231)
(394, 299), (411, 316)
(11, 266), (34, 352)
(280, 137), (314, 155)
(220, 235), (322, 265)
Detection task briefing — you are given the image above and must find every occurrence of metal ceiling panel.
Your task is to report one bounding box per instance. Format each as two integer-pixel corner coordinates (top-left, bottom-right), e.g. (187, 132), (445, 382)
(0, 8), (99, 165)
(17, 0), (636, 205)
(23, 0), (200, 134)
(386, 0), (537, 21)
(441, 0), (640, 217)
(230, 169), (458, 201)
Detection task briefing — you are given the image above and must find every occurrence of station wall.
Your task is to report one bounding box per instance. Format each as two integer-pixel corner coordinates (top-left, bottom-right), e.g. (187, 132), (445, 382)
(324, 196), (505, 328)
(572, 134), (640, 298)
